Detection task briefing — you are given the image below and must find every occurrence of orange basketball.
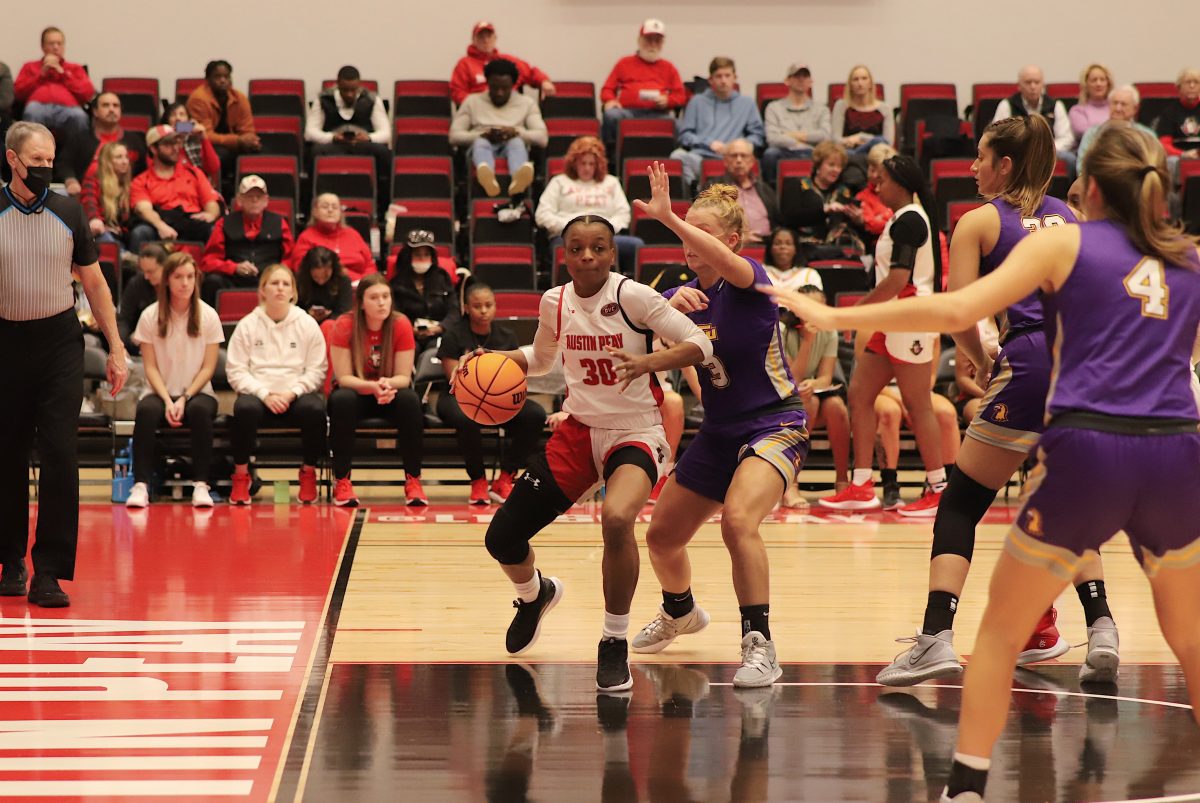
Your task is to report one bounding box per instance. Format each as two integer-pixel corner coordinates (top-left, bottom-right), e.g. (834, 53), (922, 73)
(452, 352), (528, 425)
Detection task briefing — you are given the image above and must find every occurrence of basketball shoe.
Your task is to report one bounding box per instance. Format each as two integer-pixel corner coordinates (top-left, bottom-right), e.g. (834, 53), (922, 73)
(298, 466), (318, 504)
(229, 472), (252, 505)
(506, 574), (563, 654)
(1017, 607), (1070, 664)
(405, 475), (428, 506)
(898, 484), (942, 517)
(469, 478), (490, 505)
(1078, 616), (1120, 683)
(631, 604), (710, 653)
(819, 481), (881, 510)
(596, 637), (633, 692)
(733, 631), (781, 688)
(333, 477), (358, 507)
(876, 629), (962, 686)
(490, 471), (515, 503)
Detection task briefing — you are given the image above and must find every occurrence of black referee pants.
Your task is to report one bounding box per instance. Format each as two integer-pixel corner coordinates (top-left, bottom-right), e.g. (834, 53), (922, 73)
(0, 309), (84, 580)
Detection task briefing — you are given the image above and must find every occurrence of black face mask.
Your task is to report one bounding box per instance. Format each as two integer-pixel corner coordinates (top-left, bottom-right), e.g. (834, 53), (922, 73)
(18, 156), (52, 198)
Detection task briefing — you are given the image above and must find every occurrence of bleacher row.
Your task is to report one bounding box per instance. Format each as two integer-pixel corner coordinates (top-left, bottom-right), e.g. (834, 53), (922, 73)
(91, 75), (1200, 296)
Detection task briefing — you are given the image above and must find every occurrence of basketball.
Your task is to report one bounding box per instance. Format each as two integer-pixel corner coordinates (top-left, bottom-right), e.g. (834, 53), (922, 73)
(453, 352), (528, 426)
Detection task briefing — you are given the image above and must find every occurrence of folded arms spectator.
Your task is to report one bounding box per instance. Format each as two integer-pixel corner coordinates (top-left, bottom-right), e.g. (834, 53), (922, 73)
(14, 27), (93, 139)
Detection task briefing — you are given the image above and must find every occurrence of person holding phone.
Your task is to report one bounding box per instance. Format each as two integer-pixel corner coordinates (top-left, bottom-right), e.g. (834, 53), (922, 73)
(296, 246), (351, 324)
(162, 102), (221, 180)
(305, 66), (392, 213)
(387, 229), (458, 352)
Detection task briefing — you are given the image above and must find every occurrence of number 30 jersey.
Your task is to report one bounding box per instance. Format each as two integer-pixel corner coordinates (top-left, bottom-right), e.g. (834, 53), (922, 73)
(524, 271), (712, 430)
(664, 257), (802, 427)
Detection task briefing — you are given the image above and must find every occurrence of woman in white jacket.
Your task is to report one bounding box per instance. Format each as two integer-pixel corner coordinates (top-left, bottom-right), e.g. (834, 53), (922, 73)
(535, 136), (642, 275)
(225, 264), (329, 504)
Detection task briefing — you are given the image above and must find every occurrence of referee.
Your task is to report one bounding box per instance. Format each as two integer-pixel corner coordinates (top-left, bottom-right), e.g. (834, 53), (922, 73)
(0, 122), (127, 608)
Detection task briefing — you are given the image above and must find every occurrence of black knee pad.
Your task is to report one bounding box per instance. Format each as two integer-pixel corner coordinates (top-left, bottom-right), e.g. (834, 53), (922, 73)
(930, 468), (999, 562)
(484, 455), (572, 565)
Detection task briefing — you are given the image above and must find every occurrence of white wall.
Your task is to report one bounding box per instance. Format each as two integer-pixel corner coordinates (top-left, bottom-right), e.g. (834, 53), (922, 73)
(2, 0), (1189, 111)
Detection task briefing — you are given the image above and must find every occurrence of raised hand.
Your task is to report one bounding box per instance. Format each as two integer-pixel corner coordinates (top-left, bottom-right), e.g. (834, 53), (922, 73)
(757, 284), (836, 330)
(631, 161), (674, 222)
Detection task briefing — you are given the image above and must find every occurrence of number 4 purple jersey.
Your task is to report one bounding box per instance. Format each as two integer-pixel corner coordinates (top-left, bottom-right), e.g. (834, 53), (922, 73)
(981, 196), (1076, 332)
(663, 257), (800, 426)
(1044, 220), (1200, 420)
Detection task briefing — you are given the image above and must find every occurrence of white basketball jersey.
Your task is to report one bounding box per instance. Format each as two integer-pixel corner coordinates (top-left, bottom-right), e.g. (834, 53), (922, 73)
(551, 273), (663, 430)
(874, 203), (936, 296)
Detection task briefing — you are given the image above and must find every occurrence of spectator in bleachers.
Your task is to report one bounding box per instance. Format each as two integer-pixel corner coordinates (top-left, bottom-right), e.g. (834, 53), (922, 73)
(762, 227), (822, 291)
(306, 65), (392, 213)
(297, 246), (352, 324)
(129, 125), (222, 253)
(873, 381), (961, 511)
(599, 19), (686, 146)
(671, 57), (764, 188)
(186, 60), (260, 189)
(1068, 63), (1113, 141)
(701, 138), (778, 243)
(782, 285), (849, 507)
(328, 274), (426, 508)
(0, 61), (12, 123)
(449, 21), (555, 106)
(783, 141), (857, 246)
(535, 135), (640, 274)
(855, 142), (898, 247)
(1156, 67), (1200, 161)
(1076, 86), (1158, 170)
(450, 59), (546, 199)
(832, 65), (894, 155)
(225, 264), (328, 505)
(436, 283), (546, 504)
(14, 27), (93, 139)
(162, 102), (221, 181)
(762, 63), (831, 185)
(992, 65), (1076, 174)
(290, 192), (375, 281)
(58, 92), (146, 196)
(388, 228), (458, 352)
(81, 142), (134, 248)
(117, 243), (167, 355)
(124, 252), (224, 510)
(200, 175), (294, 305)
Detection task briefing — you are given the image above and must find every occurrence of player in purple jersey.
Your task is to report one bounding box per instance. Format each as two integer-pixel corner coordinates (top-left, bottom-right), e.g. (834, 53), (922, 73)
(629, 165), (808, 688)
(767, 125), (1200, 803)
(876, 115), (1118, 688)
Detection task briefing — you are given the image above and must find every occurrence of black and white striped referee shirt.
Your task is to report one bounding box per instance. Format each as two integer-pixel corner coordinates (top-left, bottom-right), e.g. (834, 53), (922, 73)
(0, 185), (99, 322)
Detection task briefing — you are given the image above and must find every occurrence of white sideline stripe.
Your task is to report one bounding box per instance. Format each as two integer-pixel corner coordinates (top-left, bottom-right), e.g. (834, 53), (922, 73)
(0, 780), (253, 795)
(0, 756), (261, 770)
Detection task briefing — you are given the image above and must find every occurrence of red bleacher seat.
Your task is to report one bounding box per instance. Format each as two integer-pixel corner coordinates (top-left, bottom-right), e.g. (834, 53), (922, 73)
(389, 199), (454, 246)
(540, 81), (597, 119)
(623, 158), (683, 202)
(699, 159), (727, 186)
(1181, 160), (1200, 234)
(175, 77), (205, 103)
(616, 118), (676, 164)
(546, 118), (600, 158)
(236, 155), (300, 208)
(630, 202), (691, 246)
(470, 198), (533, 247)
(215, 289), (260, 323)
(102, 77), (160, 119)
(899, 83), (959, 151)
(266, 197), (296, 231)
(391, 156), (453, 201)
(546, 157), (566, 178)
(930, 159), (978, 229)
(755, 82), (788, 116)
(1046, 82), (1079, 110)
(470, 245), (536, 290)
(393, 117), (451, 157)
(393, 80), (452, 119)
(1134, 82), (1179, 129)
(248, 79), (307, 120)
(252, 116), (303, 160)
(947, 200), (983, 238)
(120, 115), (151, 134)
(635, 246), (691, 288)
(492, 290), (542, 319)
(777, 158), (816, 224)
(970, 83), (1015, 140)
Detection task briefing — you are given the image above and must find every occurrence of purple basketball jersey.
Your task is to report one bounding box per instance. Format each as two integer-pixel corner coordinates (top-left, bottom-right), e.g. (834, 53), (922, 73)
(663, 258), (799, 425)
(981, 197), (1076, 331)
(1044, 220), (1200, 420)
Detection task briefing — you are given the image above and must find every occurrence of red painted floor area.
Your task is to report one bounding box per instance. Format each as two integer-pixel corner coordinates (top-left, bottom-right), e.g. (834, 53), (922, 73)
(0, 504), (353, 802)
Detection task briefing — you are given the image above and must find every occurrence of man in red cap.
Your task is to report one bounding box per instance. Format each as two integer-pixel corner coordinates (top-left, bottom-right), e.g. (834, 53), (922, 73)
(200, 174), (294, 304)
(449, 21), (555, 106)
(128, 124), (222, 253)
(599, 19), (686, 145)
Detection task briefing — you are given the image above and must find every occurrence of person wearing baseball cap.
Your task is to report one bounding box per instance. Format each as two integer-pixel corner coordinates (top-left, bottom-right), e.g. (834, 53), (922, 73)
(761, 62), (832, 185)
(128, 124), (222, 254)
(450, 21), (555, 106)
(199, 174), (295, 304)
(599, 19), (686, 145)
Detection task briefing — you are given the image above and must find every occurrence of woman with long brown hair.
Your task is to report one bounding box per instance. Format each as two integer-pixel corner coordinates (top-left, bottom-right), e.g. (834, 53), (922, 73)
(327, 273), (425, 507)
(125, 252), (224, 509)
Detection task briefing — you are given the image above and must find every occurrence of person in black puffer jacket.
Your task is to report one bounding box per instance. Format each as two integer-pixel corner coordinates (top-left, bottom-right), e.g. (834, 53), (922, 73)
(388, 228), (460, 352)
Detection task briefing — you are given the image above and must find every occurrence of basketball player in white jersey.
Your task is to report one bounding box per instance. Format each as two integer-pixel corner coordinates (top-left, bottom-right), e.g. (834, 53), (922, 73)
(467, 214), (712, 692)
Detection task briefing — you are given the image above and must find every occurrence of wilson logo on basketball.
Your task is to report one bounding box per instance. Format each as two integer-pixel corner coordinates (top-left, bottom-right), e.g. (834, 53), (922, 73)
(600, 302), (620, 317)
(512, 391), (526, 405)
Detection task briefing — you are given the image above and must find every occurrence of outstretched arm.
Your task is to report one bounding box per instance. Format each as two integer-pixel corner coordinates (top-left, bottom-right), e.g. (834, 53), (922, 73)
(633, 161), (755, 288)
(763, 225), (1080, 335)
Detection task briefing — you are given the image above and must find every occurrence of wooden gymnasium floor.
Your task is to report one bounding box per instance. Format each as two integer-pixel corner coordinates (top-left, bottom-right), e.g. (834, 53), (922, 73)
(5, 477), (1198, 802)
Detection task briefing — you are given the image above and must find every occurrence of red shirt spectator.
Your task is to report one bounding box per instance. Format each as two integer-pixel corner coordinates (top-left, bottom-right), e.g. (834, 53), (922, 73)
(202, 213), (295, 276)
(131, 159), (221, 215)
(13, 30), (93, 109)
(290, 193), (375, 280)
(450, 21), (552, 106)
(600, 21), (686, 111)
(330, 311), (414, 382)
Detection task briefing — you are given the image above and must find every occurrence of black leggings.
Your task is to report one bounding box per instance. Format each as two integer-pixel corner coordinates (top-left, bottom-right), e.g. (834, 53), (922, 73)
(435, 393), (546, 479)
(230, 392), (327, 466)
(328, 386), (424, 479)
(132, 394), (218, 483)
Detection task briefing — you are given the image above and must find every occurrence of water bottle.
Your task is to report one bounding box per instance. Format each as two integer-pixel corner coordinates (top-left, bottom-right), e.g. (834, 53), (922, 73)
(111, 443), (133, 503)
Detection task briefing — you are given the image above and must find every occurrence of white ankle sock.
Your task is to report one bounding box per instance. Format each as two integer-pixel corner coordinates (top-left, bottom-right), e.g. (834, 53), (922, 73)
(514, 570), (541, 604)
(953, 752), (991, 771)
(927, 467), (947, 491)
(852, 468), (873, 486)
(603, 611), (630, 640)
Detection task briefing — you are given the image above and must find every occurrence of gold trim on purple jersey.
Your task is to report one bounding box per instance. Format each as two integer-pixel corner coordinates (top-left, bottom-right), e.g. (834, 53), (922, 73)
(740, 425), (810, 486)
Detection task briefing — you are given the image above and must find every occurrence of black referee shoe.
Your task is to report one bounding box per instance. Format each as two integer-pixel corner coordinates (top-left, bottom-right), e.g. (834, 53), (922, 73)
(28, 574), (69, 608)
(596, 638), (633, 692)
(505, 574), (563, 655)
(0, 561), (28, 596)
